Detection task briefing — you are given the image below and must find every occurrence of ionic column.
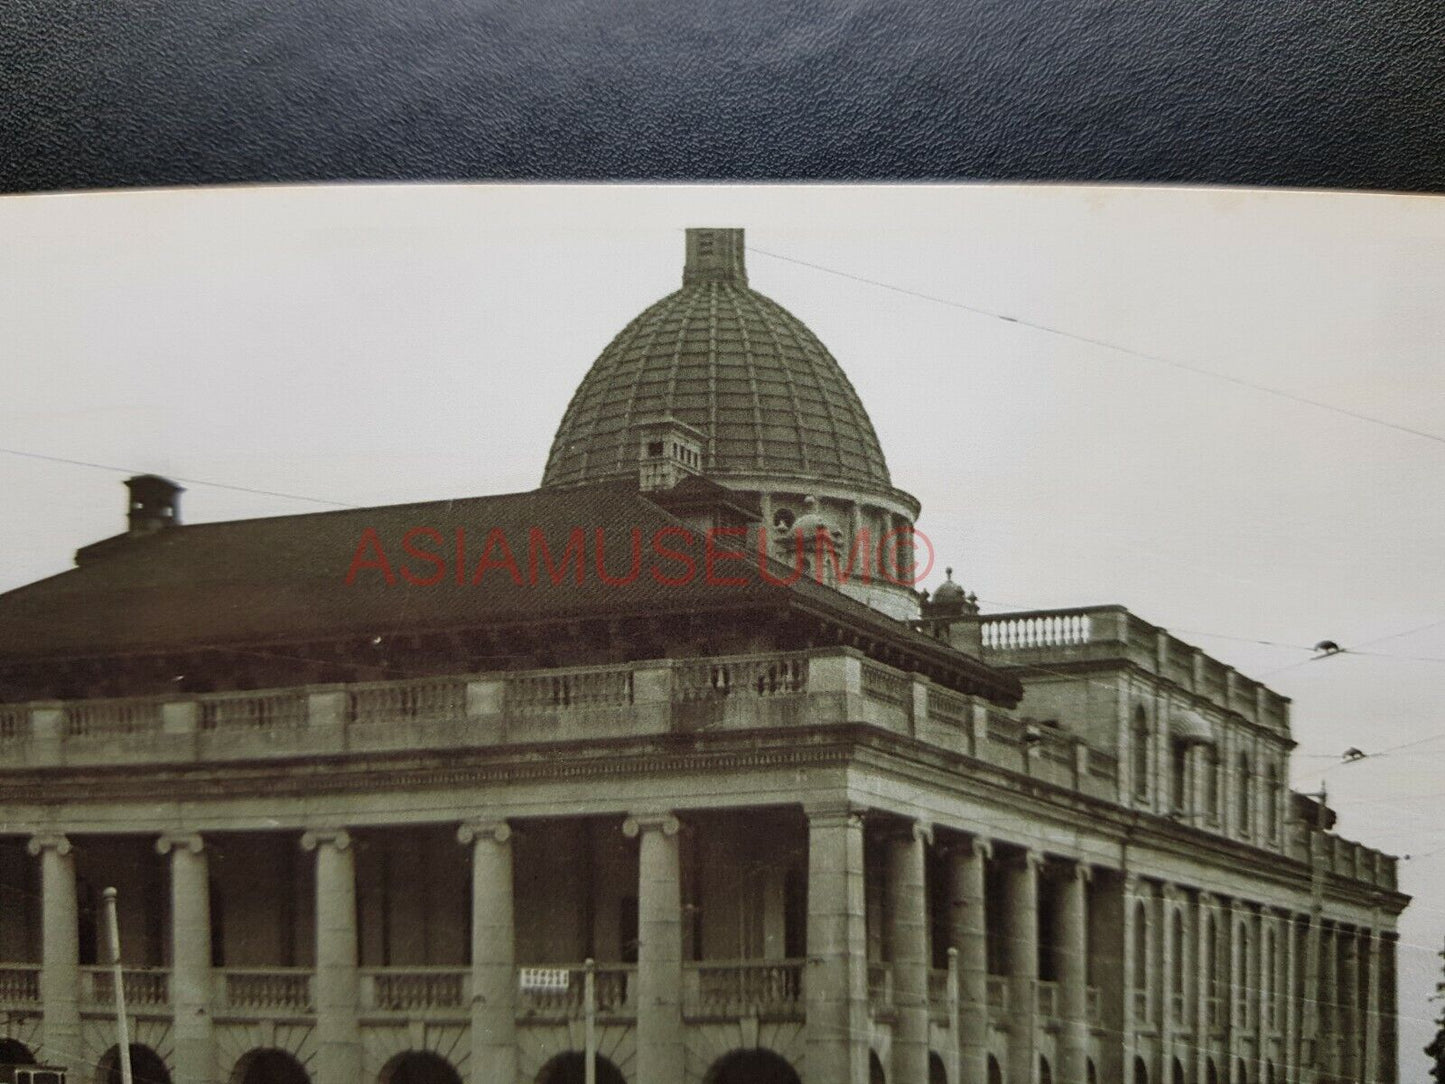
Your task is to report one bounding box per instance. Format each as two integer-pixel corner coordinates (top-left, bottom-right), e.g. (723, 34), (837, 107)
(458, 820), (515, 1084)
(624, 813), (684, 1084)
(1226, 899), (1241, 1084)
(1057, 861), (1091, 1084)
(157, 833), (213, 1084)
(1122, 873), (1141, 1078)
(1195, 893), (1214, 1084)
(301, 829), (361, 1084)
(1005, 849), (1042, 1084)
(806, 805), (870, 1084)
(948, 836), (991, 1084)
(1159, 885), (1177, 1084)
(1283, 912), (1299, 1084)
(28, 834), (80, 1072)
(887, 821), (930, 1084)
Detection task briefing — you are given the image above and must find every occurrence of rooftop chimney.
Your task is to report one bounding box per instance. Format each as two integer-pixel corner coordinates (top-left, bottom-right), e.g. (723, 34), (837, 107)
(125, 474), (183, 537)
(683, 228), (747, 287)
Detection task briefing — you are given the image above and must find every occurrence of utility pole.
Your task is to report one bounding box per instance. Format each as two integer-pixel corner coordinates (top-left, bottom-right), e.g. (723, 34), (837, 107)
(1299, 783), (1328, 1084)
(102, 887), (134, 1084)
(584, 958), (597, 1084)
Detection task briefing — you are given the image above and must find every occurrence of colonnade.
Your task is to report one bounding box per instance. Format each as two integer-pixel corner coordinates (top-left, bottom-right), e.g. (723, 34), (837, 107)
(12, 812), (1396, 1084)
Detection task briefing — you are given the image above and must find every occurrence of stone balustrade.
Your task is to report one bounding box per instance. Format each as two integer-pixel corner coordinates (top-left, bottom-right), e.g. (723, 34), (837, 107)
(81, 967), (170, 1010)
(0, 965), (40, 1008)
(515, 963), (636, 1018)
(359, 967), (468, 1015)
(980, 606), (1292, 733)
(683, 960), (804, 1020)
(214, 968), (315, 1016)
(0, 647), (1397, 888)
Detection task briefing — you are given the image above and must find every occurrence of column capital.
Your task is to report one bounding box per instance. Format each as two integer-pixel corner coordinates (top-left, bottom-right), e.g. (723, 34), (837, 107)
(1002, 847), (1044, 873)
(803, 801), (867, 829)
(881, 819), (933, 846)
(1063, 858), (1093, 885)
(27, 832), (71, 857)
(300, 828), (351, 852)
(940, 832), (992, 860)
(623, 812), (681, 838)
(457, 819), (512, 846)
(156, 832), (205, 856)
(1197, 889), (1215, 908)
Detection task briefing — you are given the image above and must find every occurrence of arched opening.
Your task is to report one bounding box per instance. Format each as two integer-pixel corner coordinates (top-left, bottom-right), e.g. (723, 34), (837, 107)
(928, 1052), (948, 1084)
(1236, 753), (1252, 833)
(1203, 743), (1220, 818)
(869, 1050), (886, 1084)
(1039, 1055), (1053, 1084)
(1170, 739), (1189, 812)
(1265, 1061), (1277, 1084)
(98, 1045), (171, 1084)
(380, 1051), (462, 1084)
(1133, 1055), (1149, 1084)
(986, 1056), (1003, 1084)
(1171, 910), (1186, 1005)
(1133, 899), (1149, 1017)
(1172, 1057), (1185, 1084)
(704, 1048), (800, 1084)
(1206, 1058), (1219, 1084)
(0, 1039), (36, 1065)
(1265, 762), (1282, 840)
(1132, 706), (1151, 800)
(1086, 1059), (1098, 1084)
(232, 1049), (310, 1084)
(1236, 1059), (1249, 1084)
(535, 1052), (627, 1084)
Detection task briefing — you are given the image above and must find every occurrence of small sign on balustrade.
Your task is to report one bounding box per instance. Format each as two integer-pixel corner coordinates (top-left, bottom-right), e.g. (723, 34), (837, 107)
(518, 967), (571, 993)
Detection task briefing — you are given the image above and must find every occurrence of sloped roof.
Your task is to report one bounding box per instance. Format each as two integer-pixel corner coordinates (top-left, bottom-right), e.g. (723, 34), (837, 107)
(0, 481), (1018, 702)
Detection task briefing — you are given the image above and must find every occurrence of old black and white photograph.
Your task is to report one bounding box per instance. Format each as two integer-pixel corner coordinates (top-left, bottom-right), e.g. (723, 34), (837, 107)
(0, 184), (1439, 1084)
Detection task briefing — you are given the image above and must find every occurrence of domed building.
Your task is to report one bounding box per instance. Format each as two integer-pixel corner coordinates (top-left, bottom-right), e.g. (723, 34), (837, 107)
(0, 229), (1405, 1084)
(543, 228), (922, 620)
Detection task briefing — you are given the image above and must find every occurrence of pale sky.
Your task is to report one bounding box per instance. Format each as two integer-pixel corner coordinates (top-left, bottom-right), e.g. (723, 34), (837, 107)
(2, 183), (1442, 1075)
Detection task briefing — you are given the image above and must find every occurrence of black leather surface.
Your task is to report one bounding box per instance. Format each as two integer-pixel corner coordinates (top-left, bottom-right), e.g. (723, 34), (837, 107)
(2, 0), (1442, 193)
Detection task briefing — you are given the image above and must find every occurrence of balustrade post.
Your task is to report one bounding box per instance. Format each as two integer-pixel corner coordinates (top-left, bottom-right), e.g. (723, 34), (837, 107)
(29, 834), (80, 1072)
(805, 804), (869, 1084)
(624, 813), (684, 1084)
(887, 820), (930, 1084)
(301, 829), (361, 1084)
(158, 833), (212, 1084)
(457, 819), (515, 1084)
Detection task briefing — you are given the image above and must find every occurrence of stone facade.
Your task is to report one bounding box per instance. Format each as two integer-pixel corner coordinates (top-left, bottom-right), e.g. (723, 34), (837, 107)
(0, 229), (1405, 1084)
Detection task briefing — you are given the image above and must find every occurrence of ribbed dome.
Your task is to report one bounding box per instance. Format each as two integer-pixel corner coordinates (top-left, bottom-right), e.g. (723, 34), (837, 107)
(541, 229), (893, 490)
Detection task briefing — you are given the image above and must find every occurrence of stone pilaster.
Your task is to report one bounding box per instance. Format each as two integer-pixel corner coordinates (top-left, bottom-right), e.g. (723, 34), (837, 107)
(1005, 849), (1042, 1084)
(1057, 861), (1091, 1084)
(1340, 924), (1360, 1081)
(948, 835), (991, 1084)
(28, 834), (80, 1073)
(1363, 920), (1381, 1084)
(805, 805), (870, 1084)
(1195, 893), (1214, 1084)
(457, 819), (515, 1084)
(886, 821), (930, 1084)
(301, 829), (361, 1084)
(157, 833), (213, 1084)
(624, 813), (684, 1084)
